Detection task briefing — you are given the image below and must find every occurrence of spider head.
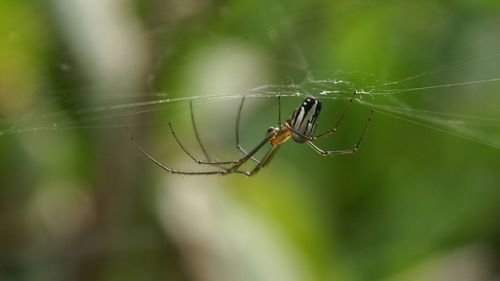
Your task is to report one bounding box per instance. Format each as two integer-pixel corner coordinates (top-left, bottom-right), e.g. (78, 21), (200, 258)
(267, 127), (278, 136)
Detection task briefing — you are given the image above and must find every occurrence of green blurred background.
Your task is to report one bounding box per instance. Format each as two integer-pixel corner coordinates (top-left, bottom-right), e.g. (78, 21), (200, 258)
(1, 0), (500, 280)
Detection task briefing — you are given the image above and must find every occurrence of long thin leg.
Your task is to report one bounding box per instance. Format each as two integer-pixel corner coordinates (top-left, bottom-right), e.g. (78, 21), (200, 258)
(313, 91), (358, 140)
(125, 126), (231, 175)
(244, 145), (281, 176)
(235, 97), (245, 152)
(226, 132), (273, 173)
(235, 97), (260, 164)
(277, 95), (282, 125)
(170, 122), (239, 165)
(171, 121), (273, 172)
(190, 100), (213, 161)
(174, 99), (258, 168)
(306, 109), (373, 156)
(127, 126), (273, 175)
(127, 131), (224, 174)
(189, 101), (230, 171)
(306, 141), (357, 156)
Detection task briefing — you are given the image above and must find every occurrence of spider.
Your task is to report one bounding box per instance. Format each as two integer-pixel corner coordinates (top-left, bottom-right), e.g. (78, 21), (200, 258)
(128, 93), (373, 176)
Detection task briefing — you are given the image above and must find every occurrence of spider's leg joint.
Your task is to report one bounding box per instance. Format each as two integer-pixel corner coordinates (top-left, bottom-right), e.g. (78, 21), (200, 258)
(222, 169), (233, 175)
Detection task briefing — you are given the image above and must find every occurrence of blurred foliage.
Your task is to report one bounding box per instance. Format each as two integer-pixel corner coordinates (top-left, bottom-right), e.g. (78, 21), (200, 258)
(1, 0), (500, 281)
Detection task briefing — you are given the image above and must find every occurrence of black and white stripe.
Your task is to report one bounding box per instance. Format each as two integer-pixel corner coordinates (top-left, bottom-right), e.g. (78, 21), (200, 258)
(290, 96), (321, 143)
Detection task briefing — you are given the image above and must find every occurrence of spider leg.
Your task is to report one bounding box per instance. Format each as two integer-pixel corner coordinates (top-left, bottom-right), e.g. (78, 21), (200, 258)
(278, 95), (282, 125)
(127, 132), (225, 175)
(306, 141), (357, 156)
(169, 128), (273, 175)
(243, 145), (281, 176)
(189, 100), (232, 170)
(284, 122), (316, 141)
(171, 121), (273, 172)
(169, 122), (239, 165)
(235, 97), (260, 164)
(126, 126), (272, 175)
(313, 91), (357, 140)
(306, 109), (373, 156)
(220, 132), (274, 174)
(190, 100), (213, 161)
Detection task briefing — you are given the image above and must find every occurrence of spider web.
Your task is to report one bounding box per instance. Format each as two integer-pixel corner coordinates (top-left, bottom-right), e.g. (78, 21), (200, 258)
(0, 1), (500, 279)
(2, 59), (500, 151)
(1, 2), (500, 153)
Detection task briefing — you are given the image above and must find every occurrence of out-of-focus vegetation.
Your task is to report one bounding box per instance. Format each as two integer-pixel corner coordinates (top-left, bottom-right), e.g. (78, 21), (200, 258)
(1, 0), (500, 280)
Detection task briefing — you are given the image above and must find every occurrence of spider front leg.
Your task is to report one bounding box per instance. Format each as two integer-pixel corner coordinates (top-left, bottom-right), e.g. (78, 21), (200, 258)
(243, 145), (281, 176)
(307, 109), (373, 156)
(128, 123), (273, 176)
(125, 126), (230, 175)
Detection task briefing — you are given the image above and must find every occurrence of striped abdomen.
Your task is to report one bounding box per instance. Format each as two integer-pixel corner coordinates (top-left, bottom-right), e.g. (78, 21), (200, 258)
(289, 96), (321, 143)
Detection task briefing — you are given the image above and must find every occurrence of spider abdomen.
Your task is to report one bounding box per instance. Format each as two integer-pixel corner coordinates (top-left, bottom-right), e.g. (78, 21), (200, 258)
(289, 96), (321, 143)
